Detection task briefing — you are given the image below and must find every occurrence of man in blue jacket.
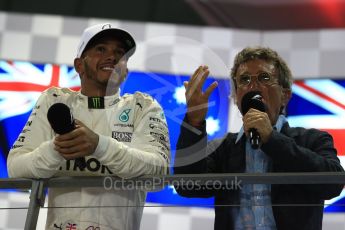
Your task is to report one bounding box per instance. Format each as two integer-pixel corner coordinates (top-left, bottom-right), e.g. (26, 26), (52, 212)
(174, 46), (344, 230)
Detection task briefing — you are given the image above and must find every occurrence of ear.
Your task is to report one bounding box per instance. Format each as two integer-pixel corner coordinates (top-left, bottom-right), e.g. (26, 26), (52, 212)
(74, 58), (83, 75)
(281, 88), (292, 107)
(124, 68), (129, 79)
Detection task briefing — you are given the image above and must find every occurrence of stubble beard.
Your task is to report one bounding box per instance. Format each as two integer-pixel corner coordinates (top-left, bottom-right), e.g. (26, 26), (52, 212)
(83, 61), (109, 88)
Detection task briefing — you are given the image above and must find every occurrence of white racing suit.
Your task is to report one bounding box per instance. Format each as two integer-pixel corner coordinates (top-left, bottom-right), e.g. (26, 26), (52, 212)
(7, 87), (171, 230)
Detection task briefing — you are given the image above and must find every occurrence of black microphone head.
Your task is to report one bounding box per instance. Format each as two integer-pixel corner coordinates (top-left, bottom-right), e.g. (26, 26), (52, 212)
(241, 91), (266, 115)
(47, 103), (75, 134)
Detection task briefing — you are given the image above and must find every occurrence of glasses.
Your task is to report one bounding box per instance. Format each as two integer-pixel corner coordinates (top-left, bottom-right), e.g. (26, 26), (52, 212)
(235, 72), (279, 88)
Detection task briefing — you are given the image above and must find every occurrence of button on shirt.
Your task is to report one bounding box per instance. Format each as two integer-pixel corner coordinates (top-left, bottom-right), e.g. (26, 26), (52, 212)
(233, 115), (287, 230)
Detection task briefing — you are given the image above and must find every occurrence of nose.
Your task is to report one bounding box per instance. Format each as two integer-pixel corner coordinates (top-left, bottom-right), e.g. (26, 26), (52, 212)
(248, 76), (260, 89)
(104, 50), (116, 60)
(104, 52), (121, 66)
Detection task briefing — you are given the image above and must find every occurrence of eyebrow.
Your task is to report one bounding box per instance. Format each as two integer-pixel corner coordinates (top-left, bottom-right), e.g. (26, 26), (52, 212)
(238, 70), (274, 75)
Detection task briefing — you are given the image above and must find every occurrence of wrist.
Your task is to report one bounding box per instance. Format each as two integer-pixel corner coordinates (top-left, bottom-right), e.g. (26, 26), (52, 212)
(261, 128), (273, 143)
(186, 114), (204, 127)
(188, 119), (203, 127)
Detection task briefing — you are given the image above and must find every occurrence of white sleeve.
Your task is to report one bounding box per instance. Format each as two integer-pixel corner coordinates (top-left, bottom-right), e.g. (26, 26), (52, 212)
(93, 97), (171, 179)
(7, 90), (64, 178)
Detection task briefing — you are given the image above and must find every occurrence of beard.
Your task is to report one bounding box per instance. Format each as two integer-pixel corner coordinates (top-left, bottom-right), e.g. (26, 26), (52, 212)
(82, 60), (127, 96)
(82, 61), (109, 87)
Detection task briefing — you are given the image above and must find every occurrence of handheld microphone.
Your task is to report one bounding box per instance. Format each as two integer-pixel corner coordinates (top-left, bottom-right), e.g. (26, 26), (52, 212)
(47, 103), (86, 169)
(241, 91), (266, 149)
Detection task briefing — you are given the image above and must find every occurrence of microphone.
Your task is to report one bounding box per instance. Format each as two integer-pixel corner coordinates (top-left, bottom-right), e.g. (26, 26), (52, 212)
(47, 103), (86, 169)
(241, 91), (266, 149)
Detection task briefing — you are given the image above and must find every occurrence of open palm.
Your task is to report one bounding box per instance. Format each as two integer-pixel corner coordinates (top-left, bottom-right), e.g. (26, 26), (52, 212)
(184, 65), (218, 126)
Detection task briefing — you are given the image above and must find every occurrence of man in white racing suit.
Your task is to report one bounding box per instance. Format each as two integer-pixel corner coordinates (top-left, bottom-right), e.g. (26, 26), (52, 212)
(7, 23), (170, 230)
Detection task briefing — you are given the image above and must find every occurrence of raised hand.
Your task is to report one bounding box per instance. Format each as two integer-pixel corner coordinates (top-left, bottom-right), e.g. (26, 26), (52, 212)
(184, 65), (218, 127)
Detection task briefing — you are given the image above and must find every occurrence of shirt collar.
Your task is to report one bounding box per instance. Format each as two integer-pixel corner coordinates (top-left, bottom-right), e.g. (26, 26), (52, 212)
(78, 88), (121, 109)
(235, 115), (287, 144)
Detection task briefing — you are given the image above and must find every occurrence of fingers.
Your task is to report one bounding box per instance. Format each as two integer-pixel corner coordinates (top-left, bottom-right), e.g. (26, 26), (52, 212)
(243, 109), (266, 124)
(183, 81), (188, 89)
(54, 121), (99, 159)
(242, 109), (270, 133)
(55, 130), (79, 142)
(188, 65), (208, 89)
(54, 134), (93, 159)
(185, 65), (214, 99)
(54, 120), (86, 142)
(195, 66), (209, 90)
(54, 143), (80, 155)
(55, 141), (90, 155)
(205, 81), (218, 98)
(54, 124), (84, 151)
(198, 67), (211, 89)
(60, 151), (86, 160)
(243, 108), (264, 116)
(190, 65), (203, 83)
(187, 68), (207, 99)
(54, 135), (82, 148)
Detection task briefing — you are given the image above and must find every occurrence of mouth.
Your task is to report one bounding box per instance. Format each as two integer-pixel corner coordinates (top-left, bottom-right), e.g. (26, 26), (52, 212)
(100, 66), (115, 72)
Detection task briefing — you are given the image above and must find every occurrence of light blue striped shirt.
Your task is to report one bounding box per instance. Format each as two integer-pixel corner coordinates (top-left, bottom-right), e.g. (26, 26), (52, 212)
(233, 115), (287, 230)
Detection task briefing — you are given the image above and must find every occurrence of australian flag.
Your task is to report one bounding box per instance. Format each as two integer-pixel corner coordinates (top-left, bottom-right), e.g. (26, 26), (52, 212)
(0, 59), (344, 211)
(0, 60), (80, 177)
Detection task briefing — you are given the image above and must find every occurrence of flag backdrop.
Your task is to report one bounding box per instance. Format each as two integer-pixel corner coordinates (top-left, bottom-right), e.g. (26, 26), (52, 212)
(0, 60), (344, 211)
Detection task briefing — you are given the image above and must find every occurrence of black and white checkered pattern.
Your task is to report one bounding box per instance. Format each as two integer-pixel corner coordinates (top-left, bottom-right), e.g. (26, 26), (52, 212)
(0, 191), (344, 230)
(2, 11), (345, 79)
(0, 191), (215, 230)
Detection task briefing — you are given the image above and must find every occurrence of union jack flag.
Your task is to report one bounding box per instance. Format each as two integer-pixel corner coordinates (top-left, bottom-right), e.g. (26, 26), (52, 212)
(288, 79), (345, 158)
(65, 223), (77, 230)
(287, 79), (345, 212)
